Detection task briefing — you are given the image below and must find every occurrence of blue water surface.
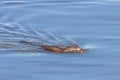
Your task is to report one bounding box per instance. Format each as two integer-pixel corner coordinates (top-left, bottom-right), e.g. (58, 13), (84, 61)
(0, 0), (120, 80)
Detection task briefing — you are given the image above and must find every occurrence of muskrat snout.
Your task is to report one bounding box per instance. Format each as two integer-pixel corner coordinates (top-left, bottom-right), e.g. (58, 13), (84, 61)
(80, 49), (84, 53)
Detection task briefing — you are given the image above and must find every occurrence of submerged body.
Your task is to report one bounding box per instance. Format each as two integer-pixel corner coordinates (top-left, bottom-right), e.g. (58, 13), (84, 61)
(20, 40), (84, 53)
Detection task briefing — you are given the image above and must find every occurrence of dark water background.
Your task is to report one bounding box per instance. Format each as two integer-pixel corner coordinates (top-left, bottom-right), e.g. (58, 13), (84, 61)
(0, 0), (120, 80)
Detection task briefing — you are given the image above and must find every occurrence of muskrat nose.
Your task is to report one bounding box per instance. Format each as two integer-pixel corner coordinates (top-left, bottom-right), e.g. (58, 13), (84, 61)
(80, 49), (84, 53)
(80, 50), (83, 53)
(80, 48), (89, 53)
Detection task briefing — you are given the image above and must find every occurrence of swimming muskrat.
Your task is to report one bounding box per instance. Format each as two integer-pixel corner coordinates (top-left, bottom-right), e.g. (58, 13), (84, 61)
(0, 22), (88, 53)
(20, 40), (85, 53)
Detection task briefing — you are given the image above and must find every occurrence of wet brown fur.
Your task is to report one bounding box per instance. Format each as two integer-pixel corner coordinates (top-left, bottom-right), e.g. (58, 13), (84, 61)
(20, 40), (84, 53)
(41, 45), (84, 53)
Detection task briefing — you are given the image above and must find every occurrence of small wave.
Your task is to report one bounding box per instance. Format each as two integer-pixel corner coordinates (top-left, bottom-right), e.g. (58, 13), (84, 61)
(0, 51), (47, 57)
(83, 44), (98, 49)
(102, 0), (120, 2)
(10, 53), (47, 57)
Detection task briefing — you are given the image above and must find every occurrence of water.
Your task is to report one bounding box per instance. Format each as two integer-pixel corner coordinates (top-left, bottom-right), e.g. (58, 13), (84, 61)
(0, 0), (120, 80)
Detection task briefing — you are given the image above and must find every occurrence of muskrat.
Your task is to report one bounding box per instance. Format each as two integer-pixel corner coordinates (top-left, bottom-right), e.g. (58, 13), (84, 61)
(41, 45), (84, 53)
(20, 40), (85, 53)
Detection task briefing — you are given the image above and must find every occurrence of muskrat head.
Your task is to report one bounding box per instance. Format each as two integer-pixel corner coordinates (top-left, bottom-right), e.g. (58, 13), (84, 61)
(63, 45), (84, 53)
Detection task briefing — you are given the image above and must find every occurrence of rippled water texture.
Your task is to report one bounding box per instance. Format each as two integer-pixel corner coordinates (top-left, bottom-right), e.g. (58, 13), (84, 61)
(0, 0), (120, 80)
